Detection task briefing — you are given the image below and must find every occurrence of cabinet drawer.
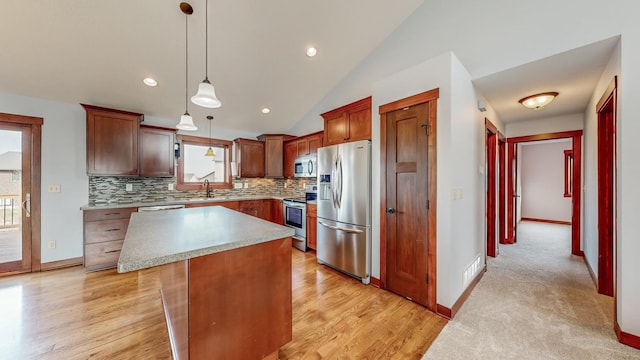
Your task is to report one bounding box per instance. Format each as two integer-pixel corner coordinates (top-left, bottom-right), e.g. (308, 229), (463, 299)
(84, 207), (137, 221)
(84, 218), (130, 244)
(240, 200), (262, 210)
(84, 240), (124, 271)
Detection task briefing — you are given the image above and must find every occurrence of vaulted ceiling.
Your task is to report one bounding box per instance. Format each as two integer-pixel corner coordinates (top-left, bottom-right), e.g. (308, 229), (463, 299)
(0, 0), (423, 134)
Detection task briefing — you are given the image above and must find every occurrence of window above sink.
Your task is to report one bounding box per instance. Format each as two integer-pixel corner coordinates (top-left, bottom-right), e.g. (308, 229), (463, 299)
(177, 135), (233, 190)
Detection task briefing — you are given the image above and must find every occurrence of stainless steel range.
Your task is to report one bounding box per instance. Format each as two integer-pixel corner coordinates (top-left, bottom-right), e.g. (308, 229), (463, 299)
(283, 197), (307, 251)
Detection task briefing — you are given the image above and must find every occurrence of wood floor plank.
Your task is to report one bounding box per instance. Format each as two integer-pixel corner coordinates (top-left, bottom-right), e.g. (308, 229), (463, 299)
(0, 249), (447, 359)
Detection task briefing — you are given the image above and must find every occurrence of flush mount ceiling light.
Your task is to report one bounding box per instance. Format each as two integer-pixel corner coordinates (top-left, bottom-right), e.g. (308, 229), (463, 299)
(306, 47), (318, 57)
(205, 115), (215, 156)
(518, 92), (559, 110)
(261, 107), (271, 114)
(143, 78), (157, 87)
(191, 0), (222, 108)
(176, 3), (197, 131)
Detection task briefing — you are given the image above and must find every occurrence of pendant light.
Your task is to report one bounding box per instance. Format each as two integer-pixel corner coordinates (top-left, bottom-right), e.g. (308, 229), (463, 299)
(205, 115), (215, 157)
(176, 3), (198, 131)
(191, 0), (222, 108)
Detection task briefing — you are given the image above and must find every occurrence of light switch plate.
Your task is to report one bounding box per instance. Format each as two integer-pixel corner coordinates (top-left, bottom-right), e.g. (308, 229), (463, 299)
(126, 184), (133, 192)
(47, 184), (61, 193)
(243, 183), (249, 189)
(168, 183), (175, 191)
(234, 183), (243, 189)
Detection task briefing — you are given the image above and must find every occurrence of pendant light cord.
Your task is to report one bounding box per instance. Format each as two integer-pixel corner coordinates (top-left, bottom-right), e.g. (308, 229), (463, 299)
(205, 0), (208, 79)
(185, 13), (189, 112)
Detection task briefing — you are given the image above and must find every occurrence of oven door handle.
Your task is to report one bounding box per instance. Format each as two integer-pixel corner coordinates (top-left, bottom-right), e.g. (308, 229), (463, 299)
(319, 221), (363, 234)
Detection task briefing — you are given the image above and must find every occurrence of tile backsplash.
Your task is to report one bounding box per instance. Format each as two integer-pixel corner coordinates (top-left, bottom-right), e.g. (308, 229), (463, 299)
(88, 176), (316, 205)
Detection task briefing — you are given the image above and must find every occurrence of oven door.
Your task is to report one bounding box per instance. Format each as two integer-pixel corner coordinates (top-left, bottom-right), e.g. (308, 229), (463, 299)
(284, 202), (306, 229)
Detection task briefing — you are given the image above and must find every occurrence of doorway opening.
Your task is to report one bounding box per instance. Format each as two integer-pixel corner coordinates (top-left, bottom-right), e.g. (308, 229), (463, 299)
(506, 130), (582, 255)
(485, 118), (505, 257)
(0, 112), (42, 276)
(379, 88), (438, 311)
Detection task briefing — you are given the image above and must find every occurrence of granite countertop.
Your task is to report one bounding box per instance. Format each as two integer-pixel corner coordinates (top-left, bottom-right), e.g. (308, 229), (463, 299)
(81, 194), (290, 210)
(117, 206), (294, 273)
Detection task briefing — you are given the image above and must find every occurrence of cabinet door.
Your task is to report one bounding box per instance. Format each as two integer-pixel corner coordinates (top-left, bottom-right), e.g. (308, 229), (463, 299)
(260, 199), (272, 221)
(263, 136), (284, 178)
(347, 106), (371, 142)
(323, 113), (348, 146)
(139, 126), (175, 177)
(239, 200), (262, 218)
(84, 105), (141, 175)
(271, 199), (284, 225)
(296, 139), (309, 157)
(307, 204), (317, 250)
(283, 141), (297, 178)
(235, 139), (265, 178)
(307, 133), (323, 155)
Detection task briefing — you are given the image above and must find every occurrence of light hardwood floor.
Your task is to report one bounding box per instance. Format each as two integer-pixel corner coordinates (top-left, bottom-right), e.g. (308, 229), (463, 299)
(0, 248), (446, 359)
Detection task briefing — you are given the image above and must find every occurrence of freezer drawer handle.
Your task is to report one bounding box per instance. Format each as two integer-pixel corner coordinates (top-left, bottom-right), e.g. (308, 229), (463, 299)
(319, 221), (364, 234)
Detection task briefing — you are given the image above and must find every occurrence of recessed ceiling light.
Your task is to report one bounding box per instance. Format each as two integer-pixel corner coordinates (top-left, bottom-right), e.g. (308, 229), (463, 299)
(143, 78), (158, 87)
(261, 107), (271, 114)
(306, 47), (317, 57)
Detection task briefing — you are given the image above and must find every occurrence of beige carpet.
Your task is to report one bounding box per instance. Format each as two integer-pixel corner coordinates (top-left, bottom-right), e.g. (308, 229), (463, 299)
(423, 221), (640, 360)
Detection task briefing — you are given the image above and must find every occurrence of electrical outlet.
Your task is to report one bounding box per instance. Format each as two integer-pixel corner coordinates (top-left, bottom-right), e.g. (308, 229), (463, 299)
(126, 184), (133, 192)
(234, 183), (243, 189)
(284, 183), (288, 189)
(168, 183), (175, 191)
(48, 240), (56, 249)
(47, 184), (61, 193)
(243, 182), (249, 189)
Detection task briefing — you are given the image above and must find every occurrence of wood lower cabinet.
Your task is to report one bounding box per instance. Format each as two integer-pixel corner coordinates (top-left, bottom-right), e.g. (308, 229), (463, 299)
(239, 200), (265, 219)
(271, 199), (284, 225)
(321, 97), (371, 146)
(185, 201), (240, 210)
(234, 138), (265, 178)
(83, 207), (137, 271)
(82, 104), (143, 176)
(306, 203), (317, 250)
(139, 125), (175, 177)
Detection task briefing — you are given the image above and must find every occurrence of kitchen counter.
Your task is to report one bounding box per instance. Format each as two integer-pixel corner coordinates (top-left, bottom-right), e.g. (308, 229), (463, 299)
(117, 206), (294, 272)
(117, 205), (293, 359)
(81, 194), (291, 210)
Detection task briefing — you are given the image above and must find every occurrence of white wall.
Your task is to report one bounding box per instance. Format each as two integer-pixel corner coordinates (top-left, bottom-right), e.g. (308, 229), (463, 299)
(0, 92), (87, 263)
(506, 113), (584, 138)
(288, 0), (640, 335)
(0, 93), (260, 264)
(520, 141), (573, 222)
(583, 40), (622, 302)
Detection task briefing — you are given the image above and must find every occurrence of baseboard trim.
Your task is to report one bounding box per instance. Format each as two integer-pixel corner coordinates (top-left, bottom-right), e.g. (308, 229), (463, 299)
(520, 217), (571, 226)
(436, 265), (487, 320)
(41, 257), (83, 271)
(369, 277), (381, 288)
(583, 254), (598, 288)
(615, 320), (640, 349)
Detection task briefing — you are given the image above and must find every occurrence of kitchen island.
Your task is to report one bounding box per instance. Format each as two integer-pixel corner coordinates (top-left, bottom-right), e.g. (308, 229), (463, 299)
(118, 206), (294, 360)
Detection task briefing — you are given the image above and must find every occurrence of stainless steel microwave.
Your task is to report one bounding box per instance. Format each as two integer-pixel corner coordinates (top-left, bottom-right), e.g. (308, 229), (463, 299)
(294, 155), (317, 178)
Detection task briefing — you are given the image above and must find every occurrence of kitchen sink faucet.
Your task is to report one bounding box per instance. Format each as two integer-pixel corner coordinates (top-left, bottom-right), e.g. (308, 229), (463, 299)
(203, 179), (213, 198)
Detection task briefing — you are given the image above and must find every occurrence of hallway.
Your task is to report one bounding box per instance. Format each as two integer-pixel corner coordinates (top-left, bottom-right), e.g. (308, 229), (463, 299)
(423, 221), (640, 359)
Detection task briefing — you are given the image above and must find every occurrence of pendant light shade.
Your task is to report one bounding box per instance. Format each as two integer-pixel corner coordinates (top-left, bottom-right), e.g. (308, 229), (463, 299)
(205, 115), (215, 156)
(192, 0), (222, 108)
(192, 79), (222, 108)
(177, 3), (198, 131)
(177, 112), (197, 131)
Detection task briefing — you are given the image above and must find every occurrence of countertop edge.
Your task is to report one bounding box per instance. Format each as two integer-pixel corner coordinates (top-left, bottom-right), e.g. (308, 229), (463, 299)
(81, 195), (291, 210)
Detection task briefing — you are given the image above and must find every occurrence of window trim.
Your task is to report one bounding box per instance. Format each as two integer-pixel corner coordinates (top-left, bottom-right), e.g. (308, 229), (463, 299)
(176, 134), (233, 190)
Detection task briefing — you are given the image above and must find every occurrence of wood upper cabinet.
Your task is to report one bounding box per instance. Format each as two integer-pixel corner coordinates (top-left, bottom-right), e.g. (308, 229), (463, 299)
(321, 97), (371, 146)
(283, 131), (324, 178)
(139, 125), (175, 177)
(83, 104), (143, 176)
(257, 134), (295, 178)
(234, 138), (265, 178)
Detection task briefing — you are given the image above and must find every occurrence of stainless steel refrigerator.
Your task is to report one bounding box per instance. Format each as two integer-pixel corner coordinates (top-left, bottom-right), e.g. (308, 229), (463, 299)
(317, 140), (371, 284)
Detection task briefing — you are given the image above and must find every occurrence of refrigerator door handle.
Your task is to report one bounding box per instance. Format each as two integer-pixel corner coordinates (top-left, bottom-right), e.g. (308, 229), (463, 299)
(335, 154), (343, 208)
(319, 221), (364, 234)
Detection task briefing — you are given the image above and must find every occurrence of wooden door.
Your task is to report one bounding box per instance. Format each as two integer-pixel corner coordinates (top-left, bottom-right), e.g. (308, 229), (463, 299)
(597, 77), (616, 297)
(486, 126), (497, 257)
(0, 113), (42, 275)
(384, 102), (432, 307)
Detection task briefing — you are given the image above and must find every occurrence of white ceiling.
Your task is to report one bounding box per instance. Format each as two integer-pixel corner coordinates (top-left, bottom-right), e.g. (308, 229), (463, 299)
(0, 0), (423, 134)
(473, 37), (620, 124)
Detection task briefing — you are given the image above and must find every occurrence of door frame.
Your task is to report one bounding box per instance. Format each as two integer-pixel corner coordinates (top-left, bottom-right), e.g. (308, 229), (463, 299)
(596, 76), (617, 297)
(506, 130), (582, 255)
(379, 88), (439, 311)
(0, 112), (42, 275)
(485, 119), (505, 257)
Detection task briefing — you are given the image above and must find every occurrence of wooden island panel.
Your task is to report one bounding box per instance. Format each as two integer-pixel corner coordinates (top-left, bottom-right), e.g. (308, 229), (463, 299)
(160, 237), (292, 360)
